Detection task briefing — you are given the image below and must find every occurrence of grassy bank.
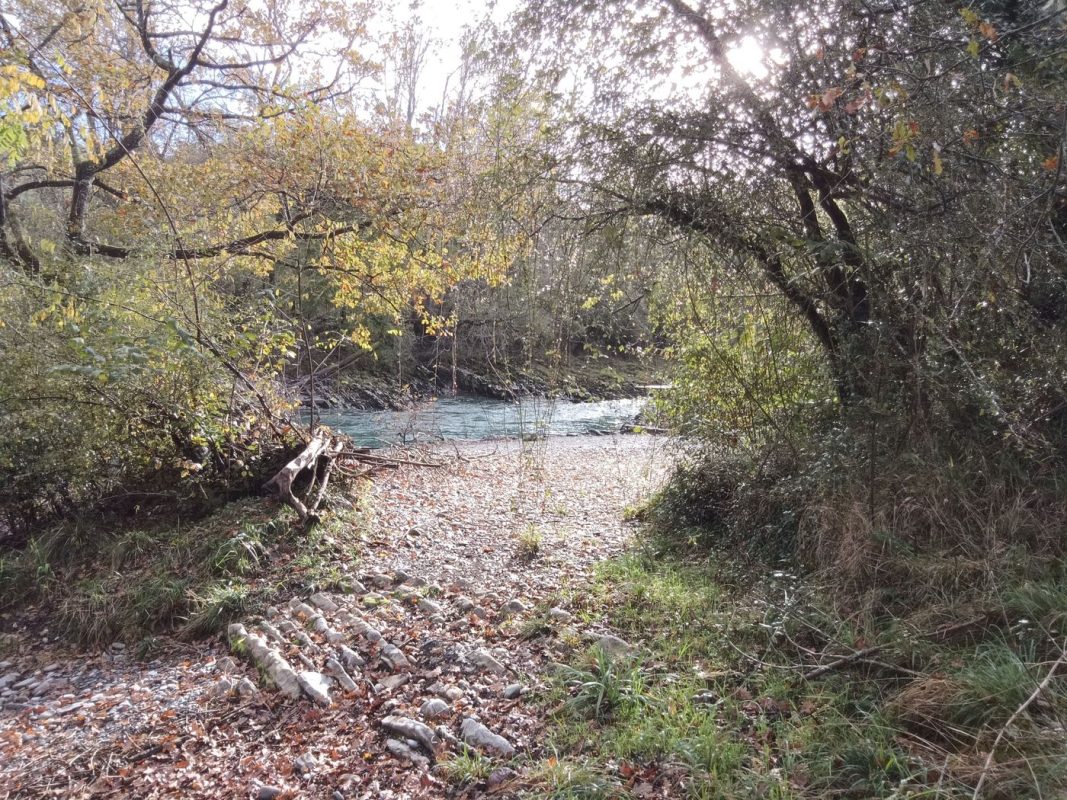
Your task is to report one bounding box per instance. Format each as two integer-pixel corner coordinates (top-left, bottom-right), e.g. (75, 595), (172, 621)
(529, 537), (1067, 799)
(0, 490), (368, 653)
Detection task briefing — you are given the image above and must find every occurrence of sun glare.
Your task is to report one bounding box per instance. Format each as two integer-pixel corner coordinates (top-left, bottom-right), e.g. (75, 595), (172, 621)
(726, 36), (768, 79)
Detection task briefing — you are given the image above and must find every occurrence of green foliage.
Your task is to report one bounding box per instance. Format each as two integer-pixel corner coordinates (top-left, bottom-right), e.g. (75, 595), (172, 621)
(536, 547), (1067, 799)
(517, 524), (544, 561)
(0, 494), (363, 646)
(439, 750), (494, 786)
(210, 524), (267, 577)
(558, 648), (650, 722)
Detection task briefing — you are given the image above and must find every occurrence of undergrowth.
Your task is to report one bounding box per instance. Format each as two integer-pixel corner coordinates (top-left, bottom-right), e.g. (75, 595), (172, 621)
(0, 489), (368, 649)
(530, 534), (1067, 799)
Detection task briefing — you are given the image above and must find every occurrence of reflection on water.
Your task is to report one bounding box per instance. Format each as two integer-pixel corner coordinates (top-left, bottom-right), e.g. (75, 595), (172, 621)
(313, 395), (646, 448)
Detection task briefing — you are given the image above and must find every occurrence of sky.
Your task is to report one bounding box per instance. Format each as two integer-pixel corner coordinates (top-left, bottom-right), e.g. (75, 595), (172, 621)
(377, 0), (518, 111)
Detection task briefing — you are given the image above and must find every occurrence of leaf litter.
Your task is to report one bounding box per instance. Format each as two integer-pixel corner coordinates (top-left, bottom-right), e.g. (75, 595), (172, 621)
(0, 434), (670, 798)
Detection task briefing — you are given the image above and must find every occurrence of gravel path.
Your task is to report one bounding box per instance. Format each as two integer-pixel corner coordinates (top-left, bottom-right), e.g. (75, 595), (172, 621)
(370, 435), (671, 597)
(0, 434), (671, 799)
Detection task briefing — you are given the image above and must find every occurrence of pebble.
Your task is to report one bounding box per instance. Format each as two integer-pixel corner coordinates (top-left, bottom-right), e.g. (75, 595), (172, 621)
(380, 715), (437, 752)
(501, 599), (527, 616)
(384, 738), (429, 767)
(460, 717), (515, 756)
(503, 683), (523, 699)
(294, 752), (317, 775)
(236, 677), (259, 697)
(454, 596), (475, 613)
(256, 785), (283, 800)
(468, 648), (507, 676)
(417, 598), (443, 615)
(595, 633), (634, 657)
(379, 643), (410, 671)
(548, 607), (573, 623)
(419, 698), (450, 719)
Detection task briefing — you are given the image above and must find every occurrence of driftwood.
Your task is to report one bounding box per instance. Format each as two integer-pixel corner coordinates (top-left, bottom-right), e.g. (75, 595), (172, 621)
(802, 616), (997, 681)
(263, 434), (344, 525)
(262, 429), (450, 523)
(339, 449), (445, 468)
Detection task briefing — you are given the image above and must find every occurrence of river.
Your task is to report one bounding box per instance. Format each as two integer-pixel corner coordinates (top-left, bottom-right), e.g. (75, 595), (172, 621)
(313, 395), (647, 448)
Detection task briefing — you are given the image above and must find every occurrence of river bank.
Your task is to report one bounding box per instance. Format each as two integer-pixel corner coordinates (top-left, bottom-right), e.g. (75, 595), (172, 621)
(300, 355), (664, 411)
(0, 435), (672, 798)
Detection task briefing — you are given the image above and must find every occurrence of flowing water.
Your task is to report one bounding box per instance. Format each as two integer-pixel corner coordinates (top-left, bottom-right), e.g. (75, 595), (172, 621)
(313, 395), (646, 448)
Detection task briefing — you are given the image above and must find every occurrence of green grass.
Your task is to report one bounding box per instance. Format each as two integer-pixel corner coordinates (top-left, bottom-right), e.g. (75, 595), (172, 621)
(529, 544), (1067, 800)
(439, 749), (495, 787)
(0, 487), (369, 649)
(518, 525), (545, 561)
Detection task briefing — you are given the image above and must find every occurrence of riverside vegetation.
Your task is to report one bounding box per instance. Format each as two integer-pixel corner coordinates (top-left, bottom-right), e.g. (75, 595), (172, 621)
(1, 0), (1066, 798)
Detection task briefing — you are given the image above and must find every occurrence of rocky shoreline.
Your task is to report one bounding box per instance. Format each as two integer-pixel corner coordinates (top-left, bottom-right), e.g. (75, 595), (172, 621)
(0, 435), (671, 798)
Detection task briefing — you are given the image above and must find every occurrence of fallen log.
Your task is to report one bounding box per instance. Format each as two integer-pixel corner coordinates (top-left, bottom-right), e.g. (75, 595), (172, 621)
(263, 434), (344, 525)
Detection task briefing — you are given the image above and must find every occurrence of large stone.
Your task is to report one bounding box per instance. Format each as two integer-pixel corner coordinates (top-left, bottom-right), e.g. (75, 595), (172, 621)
(276, 619), (299, 636)
(325, 658), (358, 692)
(460, 717), (515, 756)
(381, 715), (438, 753)
(468, 648), (507, 676)
(377, 674), (409, 692)
(419, 698), (450, 719)
(454, 596), (475, 614)
(288, 599), (316, 619)
(258, 620), (286, 644)
(365, 573), (394, 589)
(298, 671), (332, 706)
(417, 598), (443, 615)
(228, 625), (302, 700)
(212, 657), (238, 673)
(337, 645), (364, 671)
(384, 738), (429, 767)
(293, 752), (317, 775)
(309, 592), (339, 613)
(352, 619), (383, 642)
(488, 767), (519, 787)
(210, 677), (235, 697)
(236, 677), (259, 697)
(501, 599), (527, 617)
(380, 642), (410, 671)
(594, 634), (633, 658)
(548, 607), (573, 623)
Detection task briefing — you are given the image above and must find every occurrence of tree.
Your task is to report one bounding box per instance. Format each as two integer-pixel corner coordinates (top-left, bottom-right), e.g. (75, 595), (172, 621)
(521, 0), (1067, 438)
(0, 0), (520, 532)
